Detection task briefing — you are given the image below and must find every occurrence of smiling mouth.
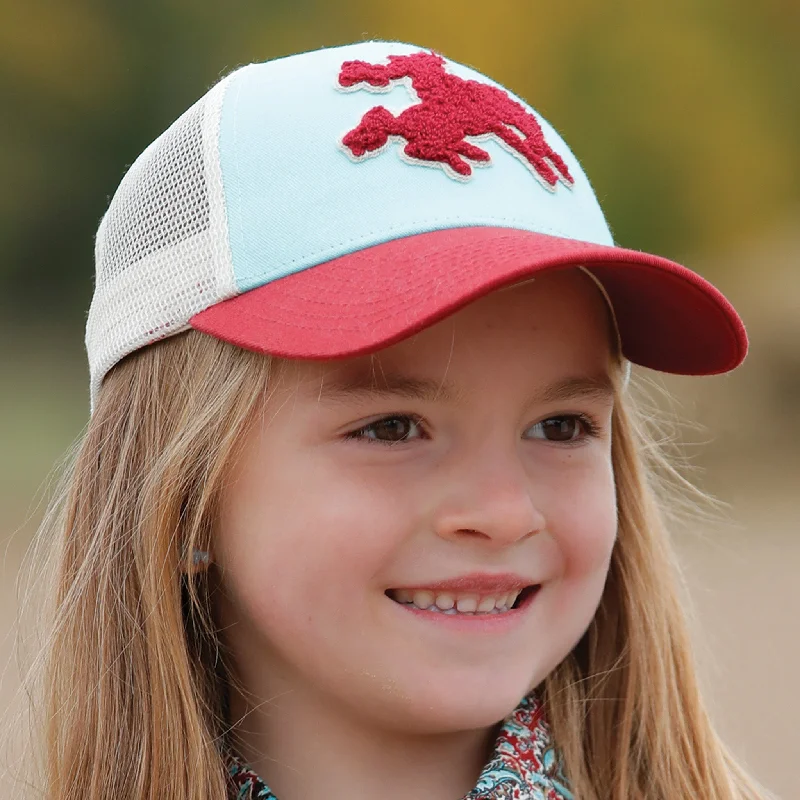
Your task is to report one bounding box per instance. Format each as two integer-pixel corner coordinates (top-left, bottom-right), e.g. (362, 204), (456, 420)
(385, 585), (539, 615)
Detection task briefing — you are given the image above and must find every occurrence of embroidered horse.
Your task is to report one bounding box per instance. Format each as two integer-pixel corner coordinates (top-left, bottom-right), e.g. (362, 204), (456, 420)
(338, 51), (573, 188)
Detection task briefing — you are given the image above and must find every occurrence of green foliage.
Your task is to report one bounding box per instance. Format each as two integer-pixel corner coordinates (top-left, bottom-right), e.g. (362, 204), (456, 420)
(1, 0), (797, 324)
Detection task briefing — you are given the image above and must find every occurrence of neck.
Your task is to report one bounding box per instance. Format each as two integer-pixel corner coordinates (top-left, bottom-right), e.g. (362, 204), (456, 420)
(228, 686), (497, 800)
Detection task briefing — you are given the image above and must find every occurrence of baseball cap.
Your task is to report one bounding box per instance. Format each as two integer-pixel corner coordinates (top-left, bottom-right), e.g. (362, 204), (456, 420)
(86, 41), (747, 410)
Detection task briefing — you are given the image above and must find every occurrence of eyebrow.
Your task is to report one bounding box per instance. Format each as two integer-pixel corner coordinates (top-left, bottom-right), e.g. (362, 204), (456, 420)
(314, 369), (615, 406)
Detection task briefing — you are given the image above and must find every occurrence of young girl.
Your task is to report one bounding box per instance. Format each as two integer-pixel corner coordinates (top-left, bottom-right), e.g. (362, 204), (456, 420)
(36, 41), (772, 799)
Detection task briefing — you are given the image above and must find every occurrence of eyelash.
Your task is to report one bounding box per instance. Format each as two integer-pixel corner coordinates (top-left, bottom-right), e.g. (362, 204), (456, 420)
(343, 412), (603, 446)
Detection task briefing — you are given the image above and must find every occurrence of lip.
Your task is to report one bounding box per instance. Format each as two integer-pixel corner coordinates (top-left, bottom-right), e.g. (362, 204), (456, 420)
(388, 571), (535, 594)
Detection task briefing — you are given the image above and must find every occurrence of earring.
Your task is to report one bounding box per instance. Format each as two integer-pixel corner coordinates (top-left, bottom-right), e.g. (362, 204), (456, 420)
(192, 549), (211, 567)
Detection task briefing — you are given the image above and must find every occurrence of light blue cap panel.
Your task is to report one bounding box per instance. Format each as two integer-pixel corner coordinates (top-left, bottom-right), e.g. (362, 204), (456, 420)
(218, 41), (614, 293)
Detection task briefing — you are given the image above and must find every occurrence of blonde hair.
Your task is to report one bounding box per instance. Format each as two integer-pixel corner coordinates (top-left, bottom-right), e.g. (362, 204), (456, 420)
(29, 329), (770, 799)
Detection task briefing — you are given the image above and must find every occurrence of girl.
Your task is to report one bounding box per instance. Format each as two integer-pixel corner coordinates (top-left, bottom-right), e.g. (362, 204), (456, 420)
(35, 41), (771, 799)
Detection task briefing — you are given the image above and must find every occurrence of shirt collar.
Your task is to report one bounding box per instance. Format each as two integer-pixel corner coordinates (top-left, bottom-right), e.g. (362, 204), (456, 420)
(226, 694), (573, 800)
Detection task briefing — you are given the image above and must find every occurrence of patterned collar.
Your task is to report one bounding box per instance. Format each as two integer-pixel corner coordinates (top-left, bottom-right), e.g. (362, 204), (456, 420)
(226, 694), (573, 800)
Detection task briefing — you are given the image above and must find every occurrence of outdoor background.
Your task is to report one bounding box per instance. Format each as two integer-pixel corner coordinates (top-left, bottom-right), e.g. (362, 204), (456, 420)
(1, 1), (798, 797)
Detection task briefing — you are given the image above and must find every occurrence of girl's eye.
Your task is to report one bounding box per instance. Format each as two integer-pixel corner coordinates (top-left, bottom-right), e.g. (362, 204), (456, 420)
(345, 413), (599, 446)
(346, 414), (425, 445)
(528, 415), (596, 443)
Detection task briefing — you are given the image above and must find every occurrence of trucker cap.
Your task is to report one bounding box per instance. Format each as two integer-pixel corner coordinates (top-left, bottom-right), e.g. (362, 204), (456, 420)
(86, 41), (747, 410)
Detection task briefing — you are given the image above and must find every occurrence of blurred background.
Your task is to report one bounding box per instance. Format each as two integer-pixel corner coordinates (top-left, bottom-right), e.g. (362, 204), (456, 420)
(0, 1), (798, 797)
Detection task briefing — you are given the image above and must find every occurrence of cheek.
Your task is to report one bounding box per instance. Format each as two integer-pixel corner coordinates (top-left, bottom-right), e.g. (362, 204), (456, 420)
(542, 455), (617, 629)
(214, 453), (410, 638)
(214, 453), (439, 717)
(545, 452), (617, 580)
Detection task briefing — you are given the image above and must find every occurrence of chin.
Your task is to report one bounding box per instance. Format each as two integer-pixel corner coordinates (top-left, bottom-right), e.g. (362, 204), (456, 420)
(365, 667), (541, 735)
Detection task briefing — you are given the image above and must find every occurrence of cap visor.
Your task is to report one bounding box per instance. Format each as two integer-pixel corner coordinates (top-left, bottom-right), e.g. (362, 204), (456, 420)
(190, 227), (747, 375)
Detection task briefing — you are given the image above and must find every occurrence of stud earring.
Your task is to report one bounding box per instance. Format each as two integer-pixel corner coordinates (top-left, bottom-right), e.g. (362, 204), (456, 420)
(192, 549), (211, 567)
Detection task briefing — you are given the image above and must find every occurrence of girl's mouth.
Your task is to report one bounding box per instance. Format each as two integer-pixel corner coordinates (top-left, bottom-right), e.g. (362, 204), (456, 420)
(385, 585), (540, 616)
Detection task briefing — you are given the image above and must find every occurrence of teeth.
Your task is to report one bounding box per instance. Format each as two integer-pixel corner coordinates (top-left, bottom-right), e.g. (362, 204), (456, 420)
(434, 593), (455, 611)
(455, 594), (478, 613)
(477, 596), (496, 613)
(394, 589), (414, 604)
(412, 590), (434, 610)
(391, 587), (529, 615)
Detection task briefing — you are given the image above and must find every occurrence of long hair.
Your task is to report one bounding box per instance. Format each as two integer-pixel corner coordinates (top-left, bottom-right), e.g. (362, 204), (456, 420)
(30, 329), (770, 799)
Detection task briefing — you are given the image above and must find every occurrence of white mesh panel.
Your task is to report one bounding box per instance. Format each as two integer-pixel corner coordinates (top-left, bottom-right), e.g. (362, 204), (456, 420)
(86, 74), (238, 411)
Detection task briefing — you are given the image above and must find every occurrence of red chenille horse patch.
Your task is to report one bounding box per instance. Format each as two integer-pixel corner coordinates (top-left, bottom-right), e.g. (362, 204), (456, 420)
(337, 51), (574, 190)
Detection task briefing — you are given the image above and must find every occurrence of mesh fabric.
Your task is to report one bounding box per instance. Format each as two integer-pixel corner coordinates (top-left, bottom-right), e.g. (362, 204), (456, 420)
(85, 75), (238, 410)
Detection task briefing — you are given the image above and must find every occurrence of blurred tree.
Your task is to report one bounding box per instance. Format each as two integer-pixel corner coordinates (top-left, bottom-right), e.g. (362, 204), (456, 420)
(0, 0), (797, 327)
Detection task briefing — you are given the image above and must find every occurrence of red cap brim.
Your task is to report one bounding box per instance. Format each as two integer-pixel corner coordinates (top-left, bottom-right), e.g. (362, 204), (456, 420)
(190, 227), (747, 375)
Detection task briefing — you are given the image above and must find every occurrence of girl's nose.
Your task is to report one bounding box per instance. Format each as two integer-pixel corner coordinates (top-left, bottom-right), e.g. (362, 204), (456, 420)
(431, 451), (546, 549)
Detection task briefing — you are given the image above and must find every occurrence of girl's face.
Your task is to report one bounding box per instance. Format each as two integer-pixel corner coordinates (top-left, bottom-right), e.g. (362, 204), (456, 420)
(215, 269), (619, 734)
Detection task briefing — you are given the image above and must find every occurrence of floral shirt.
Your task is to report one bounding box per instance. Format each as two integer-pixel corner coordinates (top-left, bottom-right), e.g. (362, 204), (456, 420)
(226, 694), (573, 800)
